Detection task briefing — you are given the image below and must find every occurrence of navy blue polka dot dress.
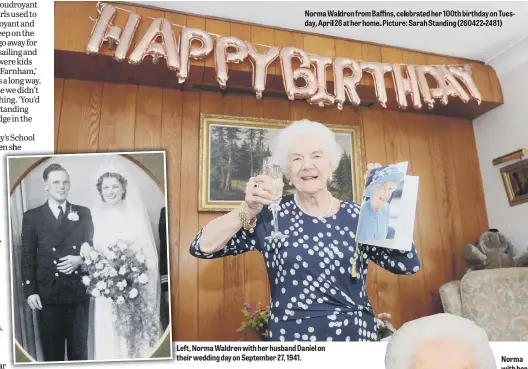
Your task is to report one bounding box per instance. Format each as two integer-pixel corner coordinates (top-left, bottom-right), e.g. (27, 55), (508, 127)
(190, 194), (421, 342)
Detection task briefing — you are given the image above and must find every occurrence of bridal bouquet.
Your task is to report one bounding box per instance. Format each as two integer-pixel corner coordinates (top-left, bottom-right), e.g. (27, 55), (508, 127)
(81, 240), (160, 358)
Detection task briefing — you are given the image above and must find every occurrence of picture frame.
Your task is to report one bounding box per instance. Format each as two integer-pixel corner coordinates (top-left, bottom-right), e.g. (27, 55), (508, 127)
(7, 151), (172, 363)
(500, 158), (528, 206)
(199, 114), (364, 212)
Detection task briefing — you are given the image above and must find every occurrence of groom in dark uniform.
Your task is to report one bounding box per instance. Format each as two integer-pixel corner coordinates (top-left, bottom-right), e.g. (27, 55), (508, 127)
(21, 163), (93, 361)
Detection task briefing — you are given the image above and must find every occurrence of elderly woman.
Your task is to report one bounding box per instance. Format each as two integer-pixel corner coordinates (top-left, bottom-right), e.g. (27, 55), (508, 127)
(356, 166), (404, 242)
(189, 119), (421, 342)
(385, 313), (496, 369)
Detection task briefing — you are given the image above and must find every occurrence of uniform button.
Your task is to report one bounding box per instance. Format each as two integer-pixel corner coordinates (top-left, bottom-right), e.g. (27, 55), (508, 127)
(73, 246), (76, 250)
(53, 248), (56, 252)
(55, 273), (59, 277)
(26, 280), (30, 284)
(53, 260), (57, 264)
(75, 271), (78, 275)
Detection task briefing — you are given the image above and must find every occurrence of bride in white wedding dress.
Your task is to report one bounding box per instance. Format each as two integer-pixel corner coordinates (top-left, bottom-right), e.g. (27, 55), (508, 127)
(83, 165), (162, 360)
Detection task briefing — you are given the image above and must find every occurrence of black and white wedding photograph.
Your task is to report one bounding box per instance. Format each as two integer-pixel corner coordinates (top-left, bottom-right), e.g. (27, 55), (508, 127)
(7, 152), (172, 363)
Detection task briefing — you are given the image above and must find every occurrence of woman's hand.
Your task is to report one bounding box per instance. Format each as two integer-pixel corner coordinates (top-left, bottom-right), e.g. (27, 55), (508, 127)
(375, 312), (395, 332)
(80, 242), (92, 259)
(365, 162), (382, 182)
(244, 175), (279, 217)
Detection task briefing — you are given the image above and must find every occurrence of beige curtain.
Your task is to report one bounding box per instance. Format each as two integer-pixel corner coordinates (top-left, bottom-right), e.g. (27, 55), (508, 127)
(11, 182), (43, 361)
(10, 181), (95, 361)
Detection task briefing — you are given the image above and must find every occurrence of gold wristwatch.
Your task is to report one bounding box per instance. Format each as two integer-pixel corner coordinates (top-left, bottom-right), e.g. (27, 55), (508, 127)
(238, 202), (257, 230)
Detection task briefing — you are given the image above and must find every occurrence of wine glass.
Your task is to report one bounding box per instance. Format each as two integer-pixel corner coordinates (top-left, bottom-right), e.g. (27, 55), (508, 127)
(261, 157), (288, 241)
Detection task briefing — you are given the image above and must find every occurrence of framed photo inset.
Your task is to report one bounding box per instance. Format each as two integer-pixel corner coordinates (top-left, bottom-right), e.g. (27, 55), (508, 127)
(7, 152), (172, 363)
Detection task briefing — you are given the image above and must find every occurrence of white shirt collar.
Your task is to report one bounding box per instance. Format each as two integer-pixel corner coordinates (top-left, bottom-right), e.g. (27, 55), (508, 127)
(48, 200), (67, 219)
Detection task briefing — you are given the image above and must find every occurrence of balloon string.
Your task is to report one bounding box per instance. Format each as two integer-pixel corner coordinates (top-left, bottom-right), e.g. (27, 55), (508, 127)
(96, 1), (104, 15)
(92, 1), (470, 68)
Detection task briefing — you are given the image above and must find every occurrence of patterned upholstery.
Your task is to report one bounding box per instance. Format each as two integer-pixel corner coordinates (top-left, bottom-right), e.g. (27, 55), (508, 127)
(439, 268), (528, 341)
(439, 280), (462, 316)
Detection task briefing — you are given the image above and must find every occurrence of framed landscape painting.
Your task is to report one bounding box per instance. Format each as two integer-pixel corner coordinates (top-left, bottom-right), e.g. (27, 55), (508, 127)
(199, 114), (364, 212)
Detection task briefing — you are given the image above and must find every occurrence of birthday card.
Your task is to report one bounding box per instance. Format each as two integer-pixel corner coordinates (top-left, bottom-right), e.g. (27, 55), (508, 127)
(356, 162), (419, 251)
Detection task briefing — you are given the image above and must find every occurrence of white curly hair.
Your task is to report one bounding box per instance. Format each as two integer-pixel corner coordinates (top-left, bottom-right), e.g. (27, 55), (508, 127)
(271, 119), (342, 175)
(385, 313), (496, 369)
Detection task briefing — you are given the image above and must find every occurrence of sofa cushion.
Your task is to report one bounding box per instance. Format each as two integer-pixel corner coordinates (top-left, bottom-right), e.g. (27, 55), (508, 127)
(460, 268), (528, 341)
(439, 281), (463, 316)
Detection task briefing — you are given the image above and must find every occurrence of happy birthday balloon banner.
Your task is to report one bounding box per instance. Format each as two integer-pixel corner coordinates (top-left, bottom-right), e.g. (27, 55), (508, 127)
(85, 4), (482, 110)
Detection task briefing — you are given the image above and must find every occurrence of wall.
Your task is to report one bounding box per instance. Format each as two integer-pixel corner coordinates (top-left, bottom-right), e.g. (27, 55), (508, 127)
(473, 43), (528, 252)
(54, 78), (489, 340)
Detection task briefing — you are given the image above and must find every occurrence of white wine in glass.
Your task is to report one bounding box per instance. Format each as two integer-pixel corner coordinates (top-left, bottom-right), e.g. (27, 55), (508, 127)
(262, 157), (288, 240)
